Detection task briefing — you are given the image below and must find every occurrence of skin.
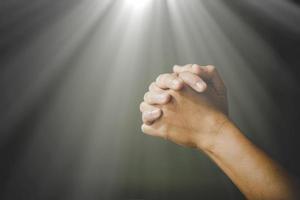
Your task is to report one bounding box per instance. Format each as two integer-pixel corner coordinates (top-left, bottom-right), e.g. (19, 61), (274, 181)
(139, 64), (299, 200)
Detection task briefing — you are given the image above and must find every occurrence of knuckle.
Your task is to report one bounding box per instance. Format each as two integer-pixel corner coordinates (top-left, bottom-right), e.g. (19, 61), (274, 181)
(178, 71), (190, 79)
(141, 124), (147, 133)
(148, 82), (156, 91)
(169, 74), (177, 81)
(139, 102), (144, 112)
(192, 64), (202, 74)
(142, 113), (149, 122)
(156, 73), (170, 83)
(143, 92), (150, 101)
(139, 101), (148, 112)
(185, 64), (193, 70)
(184, 64), (193, 68)
(207, 65), (216, 72)
(142, 112), (155, 124)
(155, 74), (164, 83)
(160, 93), (171, 104)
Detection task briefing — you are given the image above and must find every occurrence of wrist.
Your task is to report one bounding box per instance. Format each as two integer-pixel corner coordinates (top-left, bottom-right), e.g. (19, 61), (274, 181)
(196, 114), (233, 153)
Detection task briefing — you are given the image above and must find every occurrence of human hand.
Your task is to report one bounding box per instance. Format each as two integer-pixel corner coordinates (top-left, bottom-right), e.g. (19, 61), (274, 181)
(140, 65), (300, 200)
(140, 64), (229, 150)
(140, 64), (228, 125)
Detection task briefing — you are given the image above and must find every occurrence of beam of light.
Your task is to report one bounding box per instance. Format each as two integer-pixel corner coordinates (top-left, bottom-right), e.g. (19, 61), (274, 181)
(123, 0), (152, 12)
(0, 0), (299, 199)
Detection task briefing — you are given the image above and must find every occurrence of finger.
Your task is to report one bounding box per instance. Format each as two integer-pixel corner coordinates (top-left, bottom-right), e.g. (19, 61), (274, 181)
(178, 71), (207, 92)
(202, 65), (225, 88)
(173, 64), (204, 75)
(143, 91), (171, 104)
(142, 109), (162, 125)
(141, 123), (165, 138)
(174, 64), (224, 88)
(173, 64), (220, 80)
(140, 102), (162, 124)
(139, 101), (160, 112)
(148, 82), (165, 93)
(155, 73), (184, 90)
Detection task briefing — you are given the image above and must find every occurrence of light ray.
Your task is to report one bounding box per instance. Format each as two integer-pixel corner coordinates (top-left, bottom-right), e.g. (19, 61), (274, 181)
(0, 0), (299, 199)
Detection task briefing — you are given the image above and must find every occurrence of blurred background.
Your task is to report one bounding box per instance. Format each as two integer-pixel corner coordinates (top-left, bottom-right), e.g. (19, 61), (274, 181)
(0, 0), (300, 199)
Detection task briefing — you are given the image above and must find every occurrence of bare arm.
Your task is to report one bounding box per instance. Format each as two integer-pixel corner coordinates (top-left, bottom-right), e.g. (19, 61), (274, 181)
(203, 118), (299, 200)
(140, 64), (299, 200)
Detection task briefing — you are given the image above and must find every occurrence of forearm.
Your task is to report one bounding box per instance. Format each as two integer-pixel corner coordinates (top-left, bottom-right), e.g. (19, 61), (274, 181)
(201, 118), (299, 200)
(140, 66), (299, 198)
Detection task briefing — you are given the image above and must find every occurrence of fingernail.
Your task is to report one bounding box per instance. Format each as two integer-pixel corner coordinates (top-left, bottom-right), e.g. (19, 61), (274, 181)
(196, 81), (206, 92)
(144, 109), (160, 118)
(192, 64), (202, 74)
(156, 94), (169, 102)
(150, 109), (160, 116)
(172, 79), (182, 89)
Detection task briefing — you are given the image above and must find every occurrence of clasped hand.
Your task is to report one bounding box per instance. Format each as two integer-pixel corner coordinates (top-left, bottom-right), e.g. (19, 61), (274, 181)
(140, 64), (228, 150)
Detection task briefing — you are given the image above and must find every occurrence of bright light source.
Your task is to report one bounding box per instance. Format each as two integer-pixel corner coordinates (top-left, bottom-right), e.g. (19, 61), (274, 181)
(124, 0), (151, 11)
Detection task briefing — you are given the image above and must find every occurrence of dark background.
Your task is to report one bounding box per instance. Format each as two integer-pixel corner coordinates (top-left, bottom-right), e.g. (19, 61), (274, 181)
(0, 0), (300, 199)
